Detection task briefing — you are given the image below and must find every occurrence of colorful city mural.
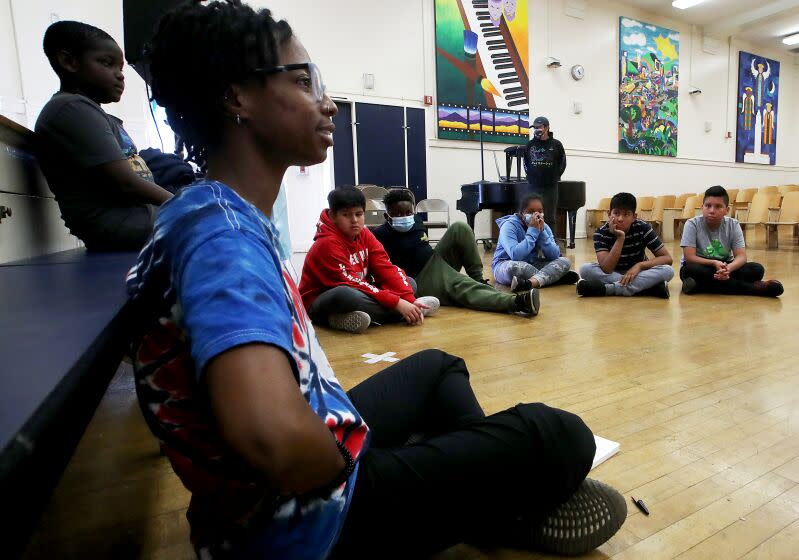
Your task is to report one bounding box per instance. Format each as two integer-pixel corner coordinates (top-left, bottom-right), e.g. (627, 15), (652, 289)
(434, 0), (529, 144)
(618, 17), (679, 157)
(736, 51), (779, 165)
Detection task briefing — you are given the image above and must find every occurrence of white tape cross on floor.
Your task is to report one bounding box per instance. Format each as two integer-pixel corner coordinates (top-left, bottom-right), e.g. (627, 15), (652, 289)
(362, 352), (399, 364)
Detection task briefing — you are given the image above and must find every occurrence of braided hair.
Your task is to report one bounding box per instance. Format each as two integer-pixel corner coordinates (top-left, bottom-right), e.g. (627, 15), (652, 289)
(149, 1), (293, 165)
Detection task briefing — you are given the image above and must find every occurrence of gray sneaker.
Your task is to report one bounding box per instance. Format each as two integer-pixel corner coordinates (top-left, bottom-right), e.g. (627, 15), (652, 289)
(530, 478), (627, 556)
(328, 311), (371, 333)
(415, 296), (440, 317)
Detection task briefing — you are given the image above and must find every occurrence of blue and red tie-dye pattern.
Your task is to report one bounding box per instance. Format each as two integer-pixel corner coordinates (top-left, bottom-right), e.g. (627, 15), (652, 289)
(126, 181), (369, 559)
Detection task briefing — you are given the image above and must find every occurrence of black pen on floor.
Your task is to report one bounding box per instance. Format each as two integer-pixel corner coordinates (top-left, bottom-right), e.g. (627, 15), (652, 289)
(631, 496), (650, 516)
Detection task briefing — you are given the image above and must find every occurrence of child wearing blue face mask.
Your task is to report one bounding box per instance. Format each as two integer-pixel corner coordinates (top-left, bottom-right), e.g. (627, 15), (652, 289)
(300, 186), (439, 333)
(373, 189), (540, 316)
(492, 194), (578, 291)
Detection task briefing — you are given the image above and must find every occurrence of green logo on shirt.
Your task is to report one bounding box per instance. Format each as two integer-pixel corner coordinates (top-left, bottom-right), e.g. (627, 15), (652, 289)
(704, 239), (729, 260)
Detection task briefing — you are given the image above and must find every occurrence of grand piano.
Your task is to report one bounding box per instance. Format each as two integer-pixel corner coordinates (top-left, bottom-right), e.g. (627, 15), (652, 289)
(457, 146), (586, 248)
(457, 180), (586, 249)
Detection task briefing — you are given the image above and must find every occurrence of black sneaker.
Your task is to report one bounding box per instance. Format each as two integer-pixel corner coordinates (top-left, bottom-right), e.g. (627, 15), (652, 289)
(554, 270), (580, 285)
(511, 276), (533, 292)
(681, 277), (698, 294)
(530, 478), (627, 556)
(515, 288), (541, 316)
(637, 281), (670, 299)
(576, 279), (606, 297)
(753, 279), (784, 297)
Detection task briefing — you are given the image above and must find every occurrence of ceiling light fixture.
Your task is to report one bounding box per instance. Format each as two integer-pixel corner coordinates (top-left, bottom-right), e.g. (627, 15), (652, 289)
(783, 33), (799, 45)
(672, 0), (707, 9)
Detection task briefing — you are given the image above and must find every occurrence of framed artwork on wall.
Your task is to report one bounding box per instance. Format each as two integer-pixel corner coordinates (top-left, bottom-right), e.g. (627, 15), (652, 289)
(735, 51), (779, 165)
(434, 0), (529, 144)
(618, 17), (679, 157)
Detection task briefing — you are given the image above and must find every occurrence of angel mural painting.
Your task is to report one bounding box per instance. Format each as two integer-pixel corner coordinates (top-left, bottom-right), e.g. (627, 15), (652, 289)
(736, 51), (780, 165)
(752, 59), (770, 110)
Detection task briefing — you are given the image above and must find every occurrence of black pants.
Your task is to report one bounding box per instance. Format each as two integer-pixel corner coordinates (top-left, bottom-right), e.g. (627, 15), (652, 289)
(308, 278), (418, 325)
(529, 182), (558, 234)
(81, 204), (157, 251)
(332, 350), (595, 559)
(680, 262), (764, 295)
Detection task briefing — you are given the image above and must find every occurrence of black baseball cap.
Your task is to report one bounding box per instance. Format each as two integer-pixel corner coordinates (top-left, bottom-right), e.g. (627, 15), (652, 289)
(532, 116), (549, 127)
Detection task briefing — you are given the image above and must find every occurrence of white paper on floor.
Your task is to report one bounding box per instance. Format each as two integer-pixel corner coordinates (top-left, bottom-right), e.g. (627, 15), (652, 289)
(592, 435), (620, 470)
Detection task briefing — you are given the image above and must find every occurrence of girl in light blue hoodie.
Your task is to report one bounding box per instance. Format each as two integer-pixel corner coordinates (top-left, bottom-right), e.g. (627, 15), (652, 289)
(492, 194), (578, 290)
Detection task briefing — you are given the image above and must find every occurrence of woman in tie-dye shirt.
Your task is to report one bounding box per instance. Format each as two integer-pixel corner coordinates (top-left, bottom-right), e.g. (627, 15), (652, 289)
(127, 2), (626, 558)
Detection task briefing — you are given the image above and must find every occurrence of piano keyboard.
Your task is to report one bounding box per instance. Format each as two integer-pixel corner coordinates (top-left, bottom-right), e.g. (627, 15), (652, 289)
(461, 0), (529, 111)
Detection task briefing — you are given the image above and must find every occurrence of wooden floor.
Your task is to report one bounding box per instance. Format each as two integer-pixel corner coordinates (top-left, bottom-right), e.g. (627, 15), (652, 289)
(23, 232), (799, 560)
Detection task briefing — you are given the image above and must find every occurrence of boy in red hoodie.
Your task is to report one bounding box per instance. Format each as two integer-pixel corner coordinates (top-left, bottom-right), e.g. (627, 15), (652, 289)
(300, 186), (438, 333)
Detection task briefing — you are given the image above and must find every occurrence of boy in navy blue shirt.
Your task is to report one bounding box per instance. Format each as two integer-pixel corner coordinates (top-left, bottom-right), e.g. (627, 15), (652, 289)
(578, 192), (674, 298)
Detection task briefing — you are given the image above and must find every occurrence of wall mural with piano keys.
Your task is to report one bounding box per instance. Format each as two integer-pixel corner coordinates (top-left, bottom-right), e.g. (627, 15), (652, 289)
(618, 17), (679, 157)
(434, 0), (530, 144)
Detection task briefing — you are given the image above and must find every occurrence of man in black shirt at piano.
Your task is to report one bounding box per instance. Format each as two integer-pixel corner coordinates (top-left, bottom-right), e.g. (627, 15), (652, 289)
(522, 116), (566, 233)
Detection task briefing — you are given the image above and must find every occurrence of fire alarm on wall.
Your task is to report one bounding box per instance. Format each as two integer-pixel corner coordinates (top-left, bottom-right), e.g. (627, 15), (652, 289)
(424, 95), (433, 105)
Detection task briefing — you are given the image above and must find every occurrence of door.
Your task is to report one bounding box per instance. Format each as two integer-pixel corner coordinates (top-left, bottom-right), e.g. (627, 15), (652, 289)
(355, 103), (405, 188)
(331, 101), (355, 187)
(405, 107), (428, 203)
(332, 102), (428, 202)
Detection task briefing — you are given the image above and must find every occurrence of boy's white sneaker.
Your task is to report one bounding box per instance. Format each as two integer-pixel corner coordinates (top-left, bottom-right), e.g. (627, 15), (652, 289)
(415, 296), (440, 317)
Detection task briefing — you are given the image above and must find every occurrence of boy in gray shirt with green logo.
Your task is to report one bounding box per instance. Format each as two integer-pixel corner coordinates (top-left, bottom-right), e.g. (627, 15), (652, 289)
(680, 185), (783, 297)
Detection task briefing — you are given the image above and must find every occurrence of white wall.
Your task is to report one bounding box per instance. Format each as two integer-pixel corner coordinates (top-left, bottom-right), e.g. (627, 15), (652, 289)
(261, 1), (432, 248)
(283, 151), (336, 252)
(5, 0), (796, 251)
(0, 0), (26, 124)
(427, 0), (799, 238)
(269, 0), (799, 239)
(265, 0), (427, 104)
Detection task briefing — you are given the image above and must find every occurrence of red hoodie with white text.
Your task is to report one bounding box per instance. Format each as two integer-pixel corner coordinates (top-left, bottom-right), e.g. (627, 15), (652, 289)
(299, 210), (415, 311)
